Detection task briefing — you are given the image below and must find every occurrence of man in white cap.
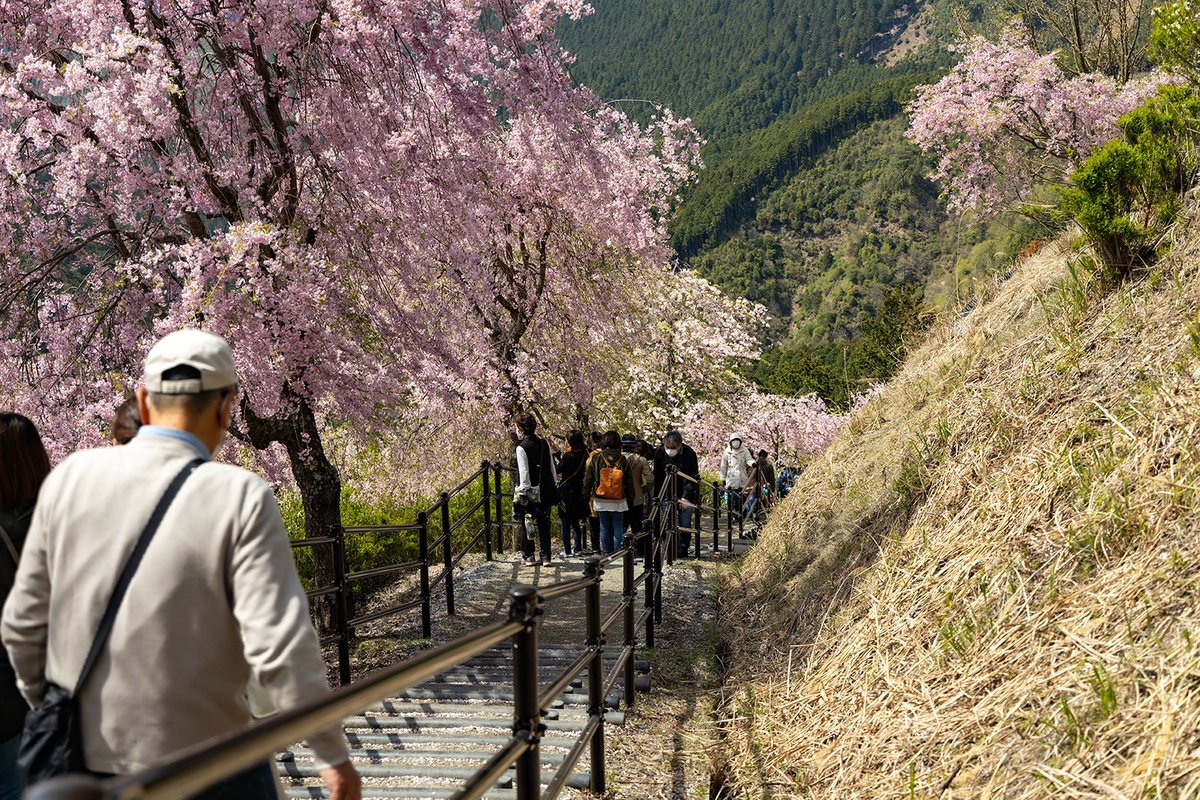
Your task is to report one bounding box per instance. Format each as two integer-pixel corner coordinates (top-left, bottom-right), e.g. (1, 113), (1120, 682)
(1, 330), (361, 799)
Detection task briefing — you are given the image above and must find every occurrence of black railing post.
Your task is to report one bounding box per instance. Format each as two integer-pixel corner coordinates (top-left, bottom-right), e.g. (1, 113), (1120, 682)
(713, 479), (721, 554)
(441, 492), (455, 616)
(482, 461), (494, 562)
(418, 511), (432, 639)
(584, 557), (605, 794)
(331, 524), (352, 686)
(623, 541), (636, 708)
(494, 463), (505, 555)
(509, 585), (541, 800)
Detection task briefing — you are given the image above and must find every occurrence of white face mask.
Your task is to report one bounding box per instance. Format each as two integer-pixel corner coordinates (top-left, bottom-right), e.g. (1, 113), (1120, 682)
(730, 440), (741, 449)
(665, 447), (680, 458)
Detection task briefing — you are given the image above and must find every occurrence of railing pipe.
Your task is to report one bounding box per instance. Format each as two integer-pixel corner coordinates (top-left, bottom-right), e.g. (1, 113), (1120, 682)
(584, 558), (605, 794)
(332, 524), (353, 686)
(509, 585), (542, 800)
(29, 617), (525, 800)
(442, 492), (455, 616)
(418, 511), (432, 639)
(623, 543), (636, 708)
(645, 531), (655, 649)
(726, 487), (734, 554)
(482, 461), (494, 562)
(654, 516), (664, 626)
(665, 466), (676, 567)
(712, 480), (721, 554)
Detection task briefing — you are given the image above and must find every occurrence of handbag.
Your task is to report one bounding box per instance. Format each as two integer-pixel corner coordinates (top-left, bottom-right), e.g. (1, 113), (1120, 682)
(18, 458), (203, 788)
(512, 438), (546, 505)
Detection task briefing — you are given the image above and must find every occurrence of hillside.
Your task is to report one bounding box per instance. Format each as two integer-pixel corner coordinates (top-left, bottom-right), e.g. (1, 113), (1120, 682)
(691, 115), (1040, 345)
(556, 0), (945, 140)
(715, 214), (1200, 795)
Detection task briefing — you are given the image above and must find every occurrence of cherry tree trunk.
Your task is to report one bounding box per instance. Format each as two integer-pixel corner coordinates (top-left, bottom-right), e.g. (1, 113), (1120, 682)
(242, 393), (342, 634)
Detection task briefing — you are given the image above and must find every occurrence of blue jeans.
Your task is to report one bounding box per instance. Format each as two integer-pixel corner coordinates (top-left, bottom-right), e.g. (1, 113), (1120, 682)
(598, 510), (624, 553)
(660, 500), (694, 555)
(560, 515), (583, 554)
(0, 735), (18, 800)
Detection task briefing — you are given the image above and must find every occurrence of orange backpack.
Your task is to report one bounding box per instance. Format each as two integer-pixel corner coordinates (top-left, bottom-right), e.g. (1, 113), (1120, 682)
(595, 454), (625, 500)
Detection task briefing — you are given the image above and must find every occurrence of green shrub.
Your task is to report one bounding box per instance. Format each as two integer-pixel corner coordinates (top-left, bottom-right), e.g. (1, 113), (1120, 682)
(1062, 86), (1200, 280)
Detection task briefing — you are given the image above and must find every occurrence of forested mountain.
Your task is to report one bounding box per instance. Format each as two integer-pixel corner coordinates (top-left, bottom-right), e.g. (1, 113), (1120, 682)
(559, 0), (1034, 404)
(557, 0), (939, 140)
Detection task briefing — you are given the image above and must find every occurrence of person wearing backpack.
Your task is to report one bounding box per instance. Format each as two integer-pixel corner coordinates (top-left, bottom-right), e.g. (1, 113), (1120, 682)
(582, 431), (636, 553)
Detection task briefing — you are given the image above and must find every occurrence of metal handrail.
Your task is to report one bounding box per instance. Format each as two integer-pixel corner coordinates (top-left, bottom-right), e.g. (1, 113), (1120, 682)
(27, 616), (524, 800)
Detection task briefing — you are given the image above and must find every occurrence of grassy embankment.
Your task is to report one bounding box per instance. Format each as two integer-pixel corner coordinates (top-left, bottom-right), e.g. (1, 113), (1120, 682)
(714, 210), (1200, 797)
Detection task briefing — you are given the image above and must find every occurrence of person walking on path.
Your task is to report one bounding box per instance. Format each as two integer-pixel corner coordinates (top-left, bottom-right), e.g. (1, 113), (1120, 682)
(584, 431), (603, 554)
(1, 330), (361, 799)
(513, 413), (559, 566)
(652, 431), (700, 557)
(755, 450), (777, 510)
(582, 431), (636, 553)
(620, 434), (654, 555)
(0, 414), (52, 800)
(555, 430), (588, 559)
(719, 433), (755, 513)
(109, 395), (142, 445)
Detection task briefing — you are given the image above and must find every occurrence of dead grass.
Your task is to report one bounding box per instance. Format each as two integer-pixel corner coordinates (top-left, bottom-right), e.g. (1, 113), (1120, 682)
(716, 211), (1200, 798)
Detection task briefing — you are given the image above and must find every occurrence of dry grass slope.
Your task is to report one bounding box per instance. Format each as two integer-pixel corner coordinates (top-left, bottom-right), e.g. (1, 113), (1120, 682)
(717, 210), (1200, 798)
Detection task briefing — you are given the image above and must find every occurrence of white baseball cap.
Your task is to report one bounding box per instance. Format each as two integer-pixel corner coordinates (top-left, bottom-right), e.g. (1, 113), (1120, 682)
(143, 330), (237, 394)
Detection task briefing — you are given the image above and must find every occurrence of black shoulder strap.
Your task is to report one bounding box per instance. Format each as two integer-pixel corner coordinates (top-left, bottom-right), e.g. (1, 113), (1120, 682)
(0, 517), (18, 568)
(74, 457), (203, 695)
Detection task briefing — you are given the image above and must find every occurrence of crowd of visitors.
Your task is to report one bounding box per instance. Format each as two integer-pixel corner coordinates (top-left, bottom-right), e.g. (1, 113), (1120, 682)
(511, 423), (786, 562)
(0, 329), (794, 800)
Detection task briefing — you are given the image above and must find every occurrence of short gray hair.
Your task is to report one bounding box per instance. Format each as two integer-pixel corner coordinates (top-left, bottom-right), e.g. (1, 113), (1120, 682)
(662, 430), (683, 447)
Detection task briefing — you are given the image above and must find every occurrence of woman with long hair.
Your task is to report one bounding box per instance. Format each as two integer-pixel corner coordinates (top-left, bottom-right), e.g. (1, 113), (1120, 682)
(555, 430), (588, 558)
(0, 413), (52, 799)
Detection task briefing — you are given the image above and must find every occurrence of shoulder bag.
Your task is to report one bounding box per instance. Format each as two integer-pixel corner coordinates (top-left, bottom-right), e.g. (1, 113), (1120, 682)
(18, 458), (203, 788)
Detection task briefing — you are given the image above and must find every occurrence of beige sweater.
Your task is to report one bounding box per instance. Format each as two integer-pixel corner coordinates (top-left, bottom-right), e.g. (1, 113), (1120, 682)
(1, 435), (349, 774)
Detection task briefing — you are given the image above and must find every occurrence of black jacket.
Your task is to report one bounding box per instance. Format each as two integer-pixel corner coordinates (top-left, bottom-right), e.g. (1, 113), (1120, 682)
(556, 449), (588, 518)
(0, 502), (34, 740)
(517, 436), (560, 506)
(652, 443), (699, 503)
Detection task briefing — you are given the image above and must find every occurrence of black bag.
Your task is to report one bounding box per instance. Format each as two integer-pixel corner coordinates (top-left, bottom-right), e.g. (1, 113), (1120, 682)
(18, 458), (203, 788)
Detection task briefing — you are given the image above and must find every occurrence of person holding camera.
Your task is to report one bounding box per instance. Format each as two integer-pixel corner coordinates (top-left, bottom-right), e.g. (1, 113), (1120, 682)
(513, 413), (559, 566)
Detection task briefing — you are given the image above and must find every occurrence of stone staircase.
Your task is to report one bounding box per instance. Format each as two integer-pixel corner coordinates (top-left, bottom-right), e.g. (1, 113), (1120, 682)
(279, 645), (650, 799)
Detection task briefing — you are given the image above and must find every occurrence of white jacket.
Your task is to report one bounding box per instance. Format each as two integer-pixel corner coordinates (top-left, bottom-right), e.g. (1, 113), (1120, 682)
(1, 434), (349, 774)
(719, 444), (755, 489)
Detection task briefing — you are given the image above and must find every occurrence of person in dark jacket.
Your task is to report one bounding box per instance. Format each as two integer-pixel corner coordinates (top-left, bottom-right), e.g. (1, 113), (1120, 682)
(583, 431), (603, 554)
(513, 413), (559, 566)
(555, 430), (588, 558)
(0, 413), (52, 799)
(582, 431), (637, 553)
(652, 430), (700, 557)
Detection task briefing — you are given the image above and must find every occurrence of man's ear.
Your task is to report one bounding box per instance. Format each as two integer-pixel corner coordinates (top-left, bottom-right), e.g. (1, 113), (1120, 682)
(219, 390), (236, 429)
(136, 386), (151, 425)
